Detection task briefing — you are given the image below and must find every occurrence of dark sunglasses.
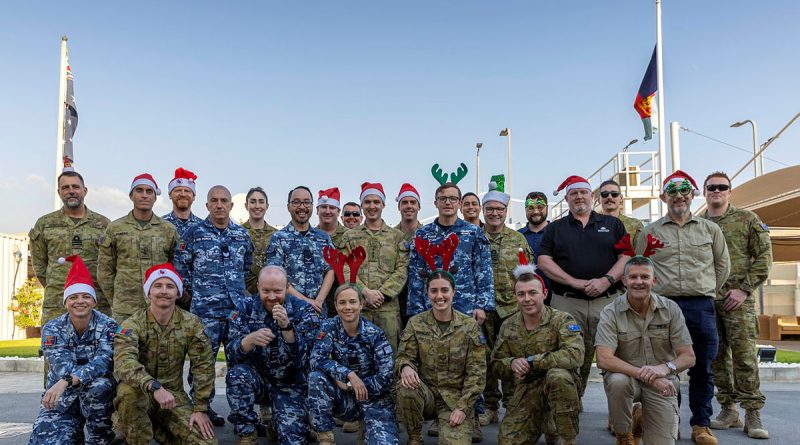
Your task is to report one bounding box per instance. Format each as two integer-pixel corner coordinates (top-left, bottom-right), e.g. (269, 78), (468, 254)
(705, 184), (731, 192)
(343, 211), (361, 217)
(600, 191), (621, 198)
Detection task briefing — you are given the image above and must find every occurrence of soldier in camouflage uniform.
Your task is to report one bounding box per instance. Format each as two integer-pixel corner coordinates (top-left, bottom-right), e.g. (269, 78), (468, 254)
(162, 167), (203, 238)
(30, 170), (111, 325)
(225, 266), (321, 445)
(397, 271), (487, 445)
(242, 186), (278, 295)
(266, 186), (335, 316)
(394, 183), (423, 325)
(113, 263), (217, 445)
(342, 202), (364, 229)
(29, 255), (117, 445)
(308, 284), (399, 445)
(174, 185), (254, 427)
(599, 179), (645, 243)
(492, 265), (584, 445)
(701, 172), (772, 439)
(316, 187), (349, 318)
(98, 173), (179, 321)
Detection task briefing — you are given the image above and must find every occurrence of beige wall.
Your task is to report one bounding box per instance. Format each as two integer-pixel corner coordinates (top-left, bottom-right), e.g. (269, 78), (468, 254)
(759, 262), (800, 316)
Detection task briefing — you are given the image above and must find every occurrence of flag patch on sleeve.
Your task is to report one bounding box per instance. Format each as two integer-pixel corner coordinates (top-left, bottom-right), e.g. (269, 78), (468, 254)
(316, 331), (326, 340)
(568, 324), (582, 332)
(115, 327), (132, 336)
(228, 310), (239, 320)
(43, 335), (56, 346)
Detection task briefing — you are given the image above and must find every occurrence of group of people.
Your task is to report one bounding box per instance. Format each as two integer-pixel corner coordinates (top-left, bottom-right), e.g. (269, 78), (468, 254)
(27, 163), (772, 445)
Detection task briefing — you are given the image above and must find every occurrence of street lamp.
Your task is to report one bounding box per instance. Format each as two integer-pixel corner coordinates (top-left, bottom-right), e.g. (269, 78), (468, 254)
(731, 120), (761, 178)
(499, 128), (512, 224)
(475, 143), (483, 194)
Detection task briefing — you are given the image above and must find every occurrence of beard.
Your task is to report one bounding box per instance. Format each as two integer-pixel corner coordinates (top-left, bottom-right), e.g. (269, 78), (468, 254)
(527, 213), (546, 225)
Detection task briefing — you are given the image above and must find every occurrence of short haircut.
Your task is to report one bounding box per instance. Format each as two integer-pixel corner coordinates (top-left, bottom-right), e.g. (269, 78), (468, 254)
(462, 192), (480, 204)
(435, 182), (462, 199)
(287, 186), (313, 204)
(57, 170), (85, 186)
(525, 191), (547, 205)
(246, 186), (268, 203)
(426, 270), (455, 290)
(343, 202), (361, 210)
(703, 171), (731, 188)
(599, 179), (621, 190)
(623, 255), (655, 276)
(207, 185), (231, 201)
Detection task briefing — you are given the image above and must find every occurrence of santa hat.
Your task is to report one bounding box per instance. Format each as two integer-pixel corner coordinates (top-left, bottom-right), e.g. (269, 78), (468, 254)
(396, 183), (420, 203)
(143, 263), (184, 297)
(317, 187), (341, 209)
(553, 175), (591, 196)
(512, 248), (548, 295)
(360, 182), (386, 203)
(483, 178), (510, 206)
(58, 255), (96, 302)
(168, 168), (197, 194)
(130, 173), (161, 196)
(661, 169), (701, 196)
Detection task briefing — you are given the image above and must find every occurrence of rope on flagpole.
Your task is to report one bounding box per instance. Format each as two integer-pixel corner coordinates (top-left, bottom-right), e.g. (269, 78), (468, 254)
(679, 126), (790, 167)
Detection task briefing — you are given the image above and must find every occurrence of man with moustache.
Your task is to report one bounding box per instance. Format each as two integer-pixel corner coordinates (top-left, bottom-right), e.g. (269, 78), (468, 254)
(317, 187), (349, 248)
(598, 179), (644, 241)
(162, 167), (203, 238)
(640, 170), (730, 445)
(342, 202), (364, 229)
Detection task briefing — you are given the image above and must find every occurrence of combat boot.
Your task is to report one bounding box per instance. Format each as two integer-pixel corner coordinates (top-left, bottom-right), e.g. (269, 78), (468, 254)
(471, 414), (483, 443)
(709, 403), (742, 429)
(632, 402), (643, 444)
(427, 420), (439, 437)
(343, 420), (361, 433)
(690, 425), (718, 445)
(408, 427), (424, 445)
(478, 408), (498, 426)
(237, 431), (259, 445)
(207, 407), (226, 427)
(744, 409), (769, 439)
(615, 432), (636, 445)
(316, 431), (336, 445)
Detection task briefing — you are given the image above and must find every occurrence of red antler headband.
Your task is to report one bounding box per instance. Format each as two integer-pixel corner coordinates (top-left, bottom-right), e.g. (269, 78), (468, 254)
(322, 246), (367, 284)
(613, 233), (665, 258)
(415, 233), (460, 276)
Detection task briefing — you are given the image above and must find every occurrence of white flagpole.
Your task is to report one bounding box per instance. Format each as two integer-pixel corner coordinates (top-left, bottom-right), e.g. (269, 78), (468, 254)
(655, 1), (667, 216)
(54, 36), (68, 211)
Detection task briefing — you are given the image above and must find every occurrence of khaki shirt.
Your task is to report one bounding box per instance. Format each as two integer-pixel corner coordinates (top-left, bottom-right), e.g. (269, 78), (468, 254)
(640, 214), (730, 298)
(595, 292), (692, 367)
(484, 226), (534, 319)
(242, 220), (278, 295)
(701, 205), (772, 298)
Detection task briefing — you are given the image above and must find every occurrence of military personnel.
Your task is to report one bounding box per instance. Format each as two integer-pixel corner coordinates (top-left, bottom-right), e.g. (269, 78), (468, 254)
(492, 265), (584, 445)
(342, 202), (364, 229)
(701, 172), (771, 439)
(517, 191), (553, 306)
(113, 263), (216, 445)
(162, 167), (203, 238)
(461, 192), (483, 228)
(29, 255), (117, 445)
(397, 271), (487, 445)
(599, 179), (645, 241)
(394, 183), (423, 324)
(479, 183), (533, 425)
(317, 187), (349, 247)
(640, 170), (730, 445)
(266, 185), (335, 316)
(596, 255), (696, 445)
(242, 186), (278, 295)
(225, 266), (321, 445)
(98, 173), (179, 321)
(308, 284), (399, 445)
(174, 185), (254, 427)
(30, 170), (111, 325)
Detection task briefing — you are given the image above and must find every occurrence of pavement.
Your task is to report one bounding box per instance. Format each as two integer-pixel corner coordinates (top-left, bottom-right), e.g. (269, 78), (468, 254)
(1, 374), (798, 444)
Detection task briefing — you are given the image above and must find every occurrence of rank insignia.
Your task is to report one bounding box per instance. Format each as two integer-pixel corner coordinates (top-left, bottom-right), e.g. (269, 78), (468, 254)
(228, 310), (239, 320)
(568, 324), (582, 332)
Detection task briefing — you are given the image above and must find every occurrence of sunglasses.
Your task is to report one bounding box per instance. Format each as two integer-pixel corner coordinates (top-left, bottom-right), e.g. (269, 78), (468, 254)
(600, 191), (621, 199)
(343, 211), (361, 217)
(705, 184), (731, 192)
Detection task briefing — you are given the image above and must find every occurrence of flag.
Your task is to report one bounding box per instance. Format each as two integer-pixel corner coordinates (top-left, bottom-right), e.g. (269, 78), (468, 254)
(633, 45), (657, 141)
(62, 50), (78, 171)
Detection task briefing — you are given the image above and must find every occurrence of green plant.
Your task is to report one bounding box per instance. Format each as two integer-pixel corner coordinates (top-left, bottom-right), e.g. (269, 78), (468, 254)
(9, 278), (43, 329)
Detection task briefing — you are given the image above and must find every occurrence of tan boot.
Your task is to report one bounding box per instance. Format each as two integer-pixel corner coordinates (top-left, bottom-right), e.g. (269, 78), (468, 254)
(632, 402), (643, 444)
(342, 420), (361, 433)
(478, 408), (498, 426)
(615, 432), (636, 445)
(237, 431), (259, 445)
(317, 431), (336, 445)
(471, 415), (483, 443)
(744, 409), (769, 439)
(691, 425), (718, 445)
(709, 403), (742, 429)
(408, 427), (423, 445)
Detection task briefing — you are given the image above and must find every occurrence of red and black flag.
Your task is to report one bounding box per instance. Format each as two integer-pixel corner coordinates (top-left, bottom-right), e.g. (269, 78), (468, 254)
(633, 46), (657, 141)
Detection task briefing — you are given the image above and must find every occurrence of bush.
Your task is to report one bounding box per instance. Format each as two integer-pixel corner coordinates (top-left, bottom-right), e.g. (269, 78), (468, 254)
(9, 278), (43, 329)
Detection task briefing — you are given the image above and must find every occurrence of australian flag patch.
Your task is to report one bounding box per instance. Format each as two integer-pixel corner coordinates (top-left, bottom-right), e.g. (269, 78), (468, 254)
(316, 330), (326, 340)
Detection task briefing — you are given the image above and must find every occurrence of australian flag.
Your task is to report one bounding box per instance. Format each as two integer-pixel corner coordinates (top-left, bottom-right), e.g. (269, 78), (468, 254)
(63, 56), (78, 171)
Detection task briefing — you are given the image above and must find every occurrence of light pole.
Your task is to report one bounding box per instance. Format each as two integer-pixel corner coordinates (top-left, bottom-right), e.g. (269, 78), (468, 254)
(475, 143), (483, 194)
(731, 120), (761, 178)
(499, 128), (512, 224)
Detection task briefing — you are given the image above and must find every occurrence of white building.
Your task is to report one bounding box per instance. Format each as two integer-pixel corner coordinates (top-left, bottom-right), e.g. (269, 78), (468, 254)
(0, 233), (29, 340)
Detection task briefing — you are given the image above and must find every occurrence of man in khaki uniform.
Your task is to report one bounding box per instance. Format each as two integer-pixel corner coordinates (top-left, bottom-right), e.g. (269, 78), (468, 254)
(599, 179), (645, 241)
(30, 170), (111, 325)
(701, 172), (771, 438)
(596, 256), (696, 445)
(98, 174), (179, 321)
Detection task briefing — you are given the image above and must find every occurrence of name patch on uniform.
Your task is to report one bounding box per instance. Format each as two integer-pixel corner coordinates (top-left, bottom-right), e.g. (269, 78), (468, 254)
(228, 310), (239, 320)
(316, 331), (326, 340)
(116, 327), (132, 336)
(568, 324), (582, 332)
(43, 335), (56, 346)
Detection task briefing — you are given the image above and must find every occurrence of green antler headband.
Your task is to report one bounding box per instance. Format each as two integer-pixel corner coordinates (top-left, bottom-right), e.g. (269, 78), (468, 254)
(431, 163), (469, 185)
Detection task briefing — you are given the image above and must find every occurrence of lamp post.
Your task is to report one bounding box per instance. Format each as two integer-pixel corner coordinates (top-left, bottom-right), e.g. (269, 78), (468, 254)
(731, 120), (761, 178)
(499, 128), (512, 224)
(475, 142), (483, 194)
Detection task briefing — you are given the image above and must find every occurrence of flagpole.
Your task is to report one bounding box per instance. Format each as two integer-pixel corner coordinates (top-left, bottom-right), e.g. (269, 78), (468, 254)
(655, 0), (667, 216)
(54, 36), (68, 211)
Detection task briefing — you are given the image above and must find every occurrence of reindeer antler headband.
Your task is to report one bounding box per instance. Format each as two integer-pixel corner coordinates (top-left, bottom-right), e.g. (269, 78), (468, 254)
(323, 246), (367, 284)
(613, 233), (665, 258)
(415, 233), (459, 283)
(431, 163), (469, 185)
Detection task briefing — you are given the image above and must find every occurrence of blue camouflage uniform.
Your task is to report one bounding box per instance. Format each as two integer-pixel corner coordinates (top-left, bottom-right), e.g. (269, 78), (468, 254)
(29, 310), (118, 445)
(225, 295), (321, 444)
(406, 218), (495, 316)
(308, 316), (398, 444)
(162, 211), (203, 238)
(266, 223), (333, 316)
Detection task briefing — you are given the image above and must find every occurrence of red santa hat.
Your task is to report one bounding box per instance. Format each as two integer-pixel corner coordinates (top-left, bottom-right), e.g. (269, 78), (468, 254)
(360, 182), (386, 203)
(168, 167), (197, 194)
(317, 187), (341, 209)
(512, 248), (548, 295)
(130, 173), (161, 196)
(143, 263), (184, 297)
(396, 183), (421, 203)
(661, 169), (701, 196)
(553, 175), (591, 196)
(58, 255), (96, 302)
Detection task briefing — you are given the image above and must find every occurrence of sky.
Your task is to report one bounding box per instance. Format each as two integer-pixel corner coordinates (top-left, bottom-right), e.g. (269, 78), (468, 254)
(2, 0), (798, 233)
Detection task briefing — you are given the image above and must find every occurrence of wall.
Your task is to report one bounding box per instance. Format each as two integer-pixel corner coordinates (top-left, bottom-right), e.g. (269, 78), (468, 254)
(0, 233), (29, 340)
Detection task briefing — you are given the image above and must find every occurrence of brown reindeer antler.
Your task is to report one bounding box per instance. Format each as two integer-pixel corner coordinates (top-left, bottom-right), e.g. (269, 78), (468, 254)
(614, 234), (635, 257)
(643, 234), (665, 257)
(323, 246), (348, 284)
(346, 246), (367, 284)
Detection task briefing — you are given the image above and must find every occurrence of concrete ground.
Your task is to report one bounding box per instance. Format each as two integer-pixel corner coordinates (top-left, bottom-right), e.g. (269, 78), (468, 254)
(1, 373), (797, 444)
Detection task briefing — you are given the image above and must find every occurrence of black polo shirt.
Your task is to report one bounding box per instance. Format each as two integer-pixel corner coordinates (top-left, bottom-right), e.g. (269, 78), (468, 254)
(539, 210), (626, 297)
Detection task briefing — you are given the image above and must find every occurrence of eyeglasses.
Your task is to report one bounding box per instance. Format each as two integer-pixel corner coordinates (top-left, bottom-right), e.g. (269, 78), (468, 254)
(525, 198), (547, 209)
(289, 200), (313, 207)
(484, 207), (506, 214)
(436, 196), (460, 204)
(705, 184), (731, 192)
(665, 180), (694, 197)
(600, 191), (621, 198)
(343, 211), (361, 217)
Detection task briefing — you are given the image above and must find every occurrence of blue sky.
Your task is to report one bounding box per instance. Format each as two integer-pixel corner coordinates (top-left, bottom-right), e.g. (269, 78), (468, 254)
(2, 1), (798, 232)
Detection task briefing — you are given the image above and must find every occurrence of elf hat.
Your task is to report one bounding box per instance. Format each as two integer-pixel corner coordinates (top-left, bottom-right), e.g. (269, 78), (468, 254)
(396, 183), (420, 203)
(661, 169), (701, 196)
(143, 263), (184, 297)
(483, 176), (510, 206)
(130, 173), (161, 196)
(58, 255), (96, 303)
(553, 175), (591, 196)
(168, 168), (197, 194)
(360, 182), (385, 203)
(318, 187), (341, 209)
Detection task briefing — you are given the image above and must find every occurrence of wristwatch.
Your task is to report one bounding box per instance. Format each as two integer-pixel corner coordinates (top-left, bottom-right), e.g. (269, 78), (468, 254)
(604, 274), (616, 286)
(665, 361), (678, 376)
(62, 374), (74, 387)
(280, 323), (295, 332)
(149, 380), (162, 393)
(526, 356), (535, 367)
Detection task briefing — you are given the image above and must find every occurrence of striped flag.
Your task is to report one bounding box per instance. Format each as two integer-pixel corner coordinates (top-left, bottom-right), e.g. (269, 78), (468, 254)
(62, 51), (78, 171)
(633, 46), (657, 141)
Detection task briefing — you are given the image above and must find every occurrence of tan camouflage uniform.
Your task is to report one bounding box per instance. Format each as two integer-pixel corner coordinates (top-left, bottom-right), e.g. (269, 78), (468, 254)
(242, 220), (278, 295)
(320, 222), (350, 317)
(618, 213), (645, 241)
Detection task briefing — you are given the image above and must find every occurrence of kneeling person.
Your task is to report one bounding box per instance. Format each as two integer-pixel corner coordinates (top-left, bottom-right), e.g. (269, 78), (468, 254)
(113, 263), (216, 445)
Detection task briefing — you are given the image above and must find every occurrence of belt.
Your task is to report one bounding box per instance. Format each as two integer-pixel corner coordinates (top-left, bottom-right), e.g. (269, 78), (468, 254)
(561, 290), (620, 301)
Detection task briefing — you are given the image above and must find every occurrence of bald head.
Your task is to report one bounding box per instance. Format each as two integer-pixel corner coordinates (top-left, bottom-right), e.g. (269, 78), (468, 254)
(207, 185), (232, 201)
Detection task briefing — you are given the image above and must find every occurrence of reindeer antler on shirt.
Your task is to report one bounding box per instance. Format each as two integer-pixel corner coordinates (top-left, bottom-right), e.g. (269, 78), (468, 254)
(346, 246), (366, 284)
(614, 234), (635, 257)
(643, 234), (665, 257)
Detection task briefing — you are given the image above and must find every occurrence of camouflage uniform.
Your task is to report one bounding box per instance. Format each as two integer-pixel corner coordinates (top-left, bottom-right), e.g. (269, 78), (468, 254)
(98, 212), (179, 321)
(29, 207), (111, 324)
(319, 222), (349, 317)
(617, 213), (645, 242)
(394, 221), (422, 324)
(339, 221), (409, 352)
(242, 220), (278, 295)
(702, 205), (771, 410)
(225, 295), (321, 443)
(308, 317), (398, 444)
(29, 310), (117, 445)
(406, 218), (495, 316)
(396, 310), (487, 444)
(491, 306), (584, 444)
(113, 307), (216, 445)
(162, 210), (203, 239)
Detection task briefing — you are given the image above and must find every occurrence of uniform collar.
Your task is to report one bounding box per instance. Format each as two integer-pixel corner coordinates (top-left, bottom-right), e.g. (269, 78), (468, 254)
(125, 211), (160, 226)
(59, 206), (96, 224)
(617, 291), (665, 314)
(146, 307), (183, 330)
